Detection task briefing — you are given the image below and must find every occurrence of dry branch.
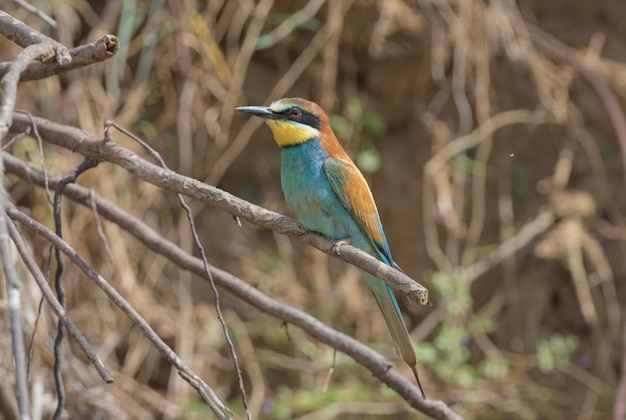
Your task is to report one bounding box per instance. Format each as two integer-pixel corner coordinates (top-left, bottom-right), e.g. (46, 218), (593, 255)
(104, 120), (251, 418)
(464, 211), (556, 283)
(3, 153), (460, 420)
(6, 219), (112, 383)
(0, 35), (120, 81)
(5, 204), (234, 420)
(51, 157), (100, 419)
(9, 113), (431, 306)
(0, 15), (68, 417)
(0, 11), (70, 64)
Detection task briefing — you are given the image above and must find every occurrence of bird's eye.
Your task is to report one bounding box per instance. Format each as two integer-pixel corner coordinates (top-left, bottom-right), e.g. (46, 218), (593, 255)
(289, 108), (301, 118)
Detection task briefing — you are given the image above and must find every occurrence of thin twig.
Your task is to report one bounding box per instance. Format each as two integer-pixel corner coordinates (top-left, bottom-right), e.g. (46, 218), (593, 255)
(424, 109), (555, 177)
(257, 0), (327, 50)
(8, 0), (57, 27)
(15, 110), (53, 205)
(88, 189), (115, 265)
(6, 204), (234, 420)
(214, 0), (273, 149)
(6, 219), (113, 383)
(51, 157), (99, 420)
(104, 120), (251, 419)
(464, 211), (556, 284)
(322, 349), (337, 393)
(0, 190), (30, 417)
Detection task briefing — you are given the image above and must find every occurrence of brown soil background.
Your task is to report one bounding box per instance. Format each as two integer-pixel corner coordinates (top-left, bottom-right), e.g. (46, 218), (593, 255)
(1, 0), (625, 418)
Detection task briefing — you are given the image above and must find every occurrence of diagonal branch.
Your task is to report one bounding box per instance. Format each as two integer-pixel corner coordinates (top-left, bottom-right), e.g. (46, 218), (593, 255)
(6, 218), (112, 383)
(5, 203), (234, 420)
(104, 121), (251, 418)
(9, 113), (430, 306)
(3, 153), (460, 420)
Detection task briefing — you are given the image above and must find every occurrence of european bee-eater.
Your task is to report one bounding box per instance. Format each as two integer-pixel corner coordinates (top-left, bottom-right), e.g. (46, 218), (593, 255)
(236, 98), (426, 398)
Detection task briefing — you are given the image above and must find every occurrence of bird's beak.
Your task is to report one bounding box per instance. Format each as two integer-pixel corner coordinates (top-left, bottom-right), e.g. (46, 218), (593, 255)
(235, 105), (278, 120)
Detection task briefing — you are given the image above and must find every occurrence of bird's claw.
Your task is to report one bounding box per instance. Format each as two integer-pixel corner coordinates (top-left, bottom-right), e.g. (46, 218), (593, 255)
(331, 239), (351, 255)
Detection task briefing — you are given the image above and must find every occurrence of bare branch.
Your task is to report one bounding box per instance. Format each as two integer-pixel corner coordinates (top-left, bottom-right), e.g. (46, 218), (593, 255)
(6, 219), (112, 383)
(9, 113), (430, 305)
(0, 15), (64, 419)
(464, 211), (556, 283)
(0, 44), (54, 138)
(0, 35), (120, 81)
(0, 190), (29, 417)
(3, 154), (460, 420)
(424, 109), (556, 177)
(104, 120), (251, 419)
(0, 11), (70, 65)
(6, 204), (234, 420)
(51, 157), (99, 419)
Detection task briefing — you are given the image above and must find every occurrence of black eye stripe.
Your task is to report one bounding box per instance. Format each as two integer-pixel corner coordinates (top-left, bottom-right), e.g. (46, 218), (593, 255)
(280, 107), (321, 130)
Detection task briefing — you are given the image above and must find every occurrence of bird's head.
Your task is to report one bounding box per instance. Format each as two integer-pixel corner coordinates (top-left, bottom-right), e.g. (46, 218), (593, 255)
(236, 98), (327, 148)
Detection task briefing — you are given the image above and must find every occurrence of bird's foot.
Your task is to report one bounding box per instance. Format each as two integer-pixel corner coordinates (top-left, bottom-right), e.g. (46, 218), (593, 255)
(331, 238), (352, 255)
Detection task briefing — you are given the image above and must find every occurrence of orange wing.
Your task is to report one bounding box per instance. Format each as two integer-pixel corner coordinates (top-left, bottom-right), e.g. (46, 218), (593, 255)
(323, 157), (392, 262)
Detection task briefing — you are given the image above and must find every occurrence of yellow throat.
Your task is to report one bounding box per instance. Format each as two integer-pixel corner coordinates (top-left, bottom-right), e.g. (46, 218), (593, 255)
(265, 119), (320, 147)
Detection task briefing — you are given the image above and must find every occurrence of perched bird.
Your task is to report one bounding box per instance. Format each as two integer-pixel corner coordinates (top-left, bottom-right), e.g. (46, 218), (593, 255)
(236, 98), (426, 398)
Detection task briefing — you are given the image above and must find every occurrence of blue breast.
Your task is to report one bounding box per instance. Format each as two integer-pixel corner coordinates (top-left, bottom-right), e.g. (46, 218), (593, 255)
(280, 139), (359, 243)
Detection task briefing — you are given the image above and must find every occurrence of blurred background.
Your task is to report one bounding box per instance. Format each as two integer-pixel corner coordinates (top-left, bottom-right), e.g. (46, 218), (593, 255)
(1, 0), (625, 418)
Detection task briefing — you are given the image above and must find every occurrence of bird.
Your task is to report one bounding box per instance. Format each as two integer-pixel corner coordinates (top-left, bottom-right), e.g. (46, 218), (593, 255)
(236, 97), (426, 398)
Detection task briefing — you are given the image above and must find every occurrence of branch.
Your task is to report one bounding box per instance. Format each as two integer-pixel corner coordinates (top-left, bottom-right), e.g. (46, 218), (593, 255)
(0, 187), (29, 417)
(8, 113), (430, 306)
(424, 109), (554, 176)
(0, 35), (120, 81)
(5, 204), (234, 420)
(3, 153), (461, 420)
(0, 44), (54, 138)
(51, 157), (99, 419)
(0, 11), (70, 65)
(0, 14), (65, 417)
(464, 211), (556, 283)
(104, 121), (251, 418)
(6, 219), (112, 383)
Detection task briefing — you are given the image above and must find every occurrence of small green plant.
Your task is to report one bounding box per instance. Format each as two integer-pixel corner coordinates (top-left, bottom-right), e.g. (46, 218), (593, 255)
(415, 270), (478, 386)
(536, 334), (579, 373)
(416, 268), (580, 415)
